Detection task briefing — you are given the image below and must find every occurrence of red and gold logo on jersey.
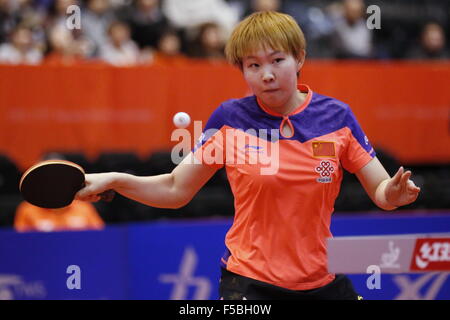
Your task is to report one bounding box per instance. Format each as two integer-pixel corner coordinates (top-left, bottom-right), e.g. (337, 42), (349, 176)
(315, 160), (334, 183)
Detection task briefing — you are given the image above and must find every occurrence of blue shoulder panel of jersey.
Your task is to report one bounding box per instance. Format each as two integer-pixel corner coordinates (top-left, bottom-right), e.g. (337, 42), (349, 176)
(289, 92), (375, 156)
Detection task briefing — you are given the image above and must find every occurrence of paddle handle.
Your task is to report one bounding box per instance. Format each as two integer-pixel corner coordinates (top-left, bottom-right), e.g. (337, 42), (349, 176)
(98, 189), (115, 202)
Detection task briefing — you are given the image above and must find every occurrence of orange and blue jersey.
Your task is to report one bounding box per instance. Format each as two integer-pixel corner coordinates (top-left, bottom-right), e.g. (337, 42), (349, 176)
(193, 84), (375, 290)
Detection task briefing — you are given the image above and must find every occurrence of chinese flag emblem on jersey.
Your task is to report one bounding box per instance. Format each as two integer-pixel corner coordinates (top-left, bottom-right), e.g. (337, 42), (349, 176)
(312, 141), (335, 157)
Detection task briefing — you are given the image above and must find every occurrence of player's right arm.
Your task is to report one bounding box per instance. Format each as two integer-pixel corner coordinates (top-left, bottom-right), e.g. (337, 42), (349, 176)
(75, 153), (218, 209)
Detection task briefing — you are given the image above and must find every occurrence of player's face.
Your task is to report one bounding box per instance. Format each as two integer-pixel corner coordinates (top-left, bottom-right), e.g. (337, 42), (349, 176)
(242, 47), (302, 112)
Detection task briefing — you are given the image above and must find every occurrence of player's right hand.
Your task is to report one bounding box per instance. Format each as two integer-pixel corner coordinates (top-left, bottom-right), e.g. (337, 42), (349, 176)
(76, 173), (116, 202)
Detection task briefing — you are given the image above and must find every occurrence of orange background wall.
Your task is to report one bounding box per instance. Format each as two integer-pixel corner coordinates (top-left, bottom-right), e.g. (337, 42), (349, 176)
(0, 61), (449, 171)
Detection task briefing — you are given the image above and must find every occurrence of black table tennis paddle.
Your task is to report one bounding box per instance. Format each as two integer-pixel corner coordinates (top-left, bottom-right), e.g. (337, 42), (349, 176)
(19, 160), (115, 209)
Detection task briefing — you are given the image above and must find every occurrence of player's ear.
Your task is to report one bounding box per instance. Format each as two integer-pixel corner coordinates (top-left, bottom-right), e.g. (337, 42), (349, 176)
(297, 50), (306, 71)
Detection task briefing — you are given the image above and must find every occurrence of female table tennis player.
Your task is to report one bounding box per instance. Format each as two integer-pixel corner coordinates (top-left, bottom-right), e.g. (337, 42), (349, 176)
(76, 11), (420, 299)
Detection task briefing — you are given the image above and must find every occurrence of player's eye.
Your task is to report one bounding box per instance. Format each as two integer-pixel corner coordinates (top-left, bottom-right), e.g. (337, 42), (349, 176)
(274, 58), (284, 64)
(248, 63), (259, 68)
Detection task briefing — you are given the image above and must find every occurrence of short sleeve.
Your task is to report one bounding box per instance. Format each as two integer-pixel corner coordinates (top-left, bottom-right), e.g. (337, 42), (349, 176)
(192, 104), (228, 169)
(340, 108), (376, 173)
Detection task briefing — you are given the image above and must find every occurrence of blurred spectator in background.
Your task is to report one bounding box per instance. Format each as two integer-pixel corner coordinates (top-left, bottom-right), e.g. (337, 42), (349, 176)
(82, 0), (116, 57)
(45, 0), (93, 57)
(34, 0), (53, 11)
(0, 0), (448, 65)
(0, 25), (43, 64)
(14, 200), (104, 232)
(100, 20), (143, 66)
(46, 0), (78, 30)
(0, 0), (15, 44)
(250, 0), (281, 12)
(188, 22), (226, 61)
(242, 0), (282, 17)
(407, 22), (449, 60)
(153, 28), (188, 66)
(0, 0), (47, 49)
(12, 0), (47, 50)
(119, 0), (169, 51)
(162, 0), (238, 39)
(109, 0), (130, 9)
(284, 1), (335, 58)
(330, 0), (373, 59)
(43, 24), (91, 65)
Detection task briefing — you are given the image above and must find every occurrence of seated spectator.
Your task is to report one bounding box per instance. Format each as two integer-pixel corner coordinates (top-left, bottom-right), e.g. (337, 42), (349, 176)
(100, 20), (142, 66)
(0, 25), (43, 64)
(122, 0), (169, 50)
(14, 200), (104, 232)
(330, 0), (373, 59)
(153, 28), (188, 66)
(44, 24), (92, 65)
(82, 0), (116, 57)
(407, 22), (449, 60)
(0, 0), (15, 44)
(162, 0), (238, 38)
(9, 0), (47, 51)
(46, 0), (79, 30)
(242, 0), (282, 17)
(283, 1), (336, 59)
(188, 22), (226, 61)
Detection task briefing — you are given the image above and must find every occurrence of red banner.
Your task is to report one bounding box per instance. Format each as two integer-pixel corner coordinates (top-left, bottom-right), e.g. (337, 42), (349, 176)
(0, 61), (449, 171)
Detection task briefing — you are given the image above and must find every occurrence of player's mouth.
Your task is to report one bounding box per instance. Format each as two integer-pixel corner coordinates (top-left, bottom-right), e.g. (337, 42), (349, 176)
(263, 88), (279, 93)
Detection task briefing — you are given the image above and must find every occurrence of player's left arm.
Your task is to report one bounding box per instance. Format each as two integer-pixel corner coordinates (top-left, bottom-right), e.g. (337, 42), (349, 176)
(355, 157), (421, 211)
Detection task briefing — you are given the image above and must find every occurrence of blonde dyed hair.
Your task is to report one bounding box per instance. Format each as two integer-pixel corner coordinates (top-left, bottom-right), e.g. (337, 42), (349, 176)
(225, 11), (306, 68)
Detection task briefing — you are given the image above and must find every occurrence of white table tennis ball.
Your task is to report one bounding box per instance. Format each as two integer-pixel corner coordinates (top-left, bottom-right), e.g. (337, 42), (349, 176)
(173, 112), (191, 128)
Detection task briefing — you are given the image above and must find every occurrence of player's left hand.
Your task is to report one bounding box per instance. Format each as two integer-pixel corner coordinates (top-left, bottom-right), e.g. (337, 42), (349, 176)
(385, 167), (421, 207)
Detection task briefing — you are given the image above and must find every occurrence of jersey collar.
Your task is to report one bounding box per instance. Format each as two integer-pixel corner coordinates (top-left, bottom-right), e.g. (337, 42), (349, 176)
(256, 84), (312, 117)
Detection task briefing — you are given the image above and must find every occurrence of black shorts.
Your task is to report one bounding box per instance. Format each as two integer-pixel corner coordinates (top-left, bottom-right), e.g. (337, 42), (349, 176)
(219, 268), (361, 300)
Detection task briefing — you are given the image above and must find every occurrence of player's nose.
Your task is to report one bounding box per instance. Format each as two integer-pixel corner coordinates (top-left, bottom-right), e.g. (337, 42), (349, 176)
(262, 68), (275, 82)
